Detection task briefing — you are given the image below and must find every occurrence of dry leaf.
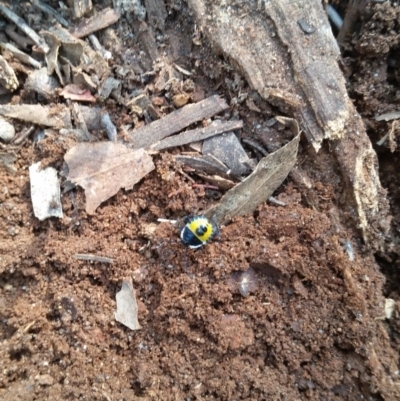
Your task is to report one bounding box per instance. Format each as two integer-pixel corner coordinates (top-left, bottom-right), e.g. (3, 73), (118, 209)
(205, 117), (300, 225)
(65, 142), (155, 214)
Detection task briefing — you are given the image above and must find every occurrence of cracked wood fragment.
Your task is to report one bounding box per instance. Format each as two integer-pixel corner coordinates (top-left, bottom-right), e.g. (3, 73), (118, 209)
(127, 95), (229, 149)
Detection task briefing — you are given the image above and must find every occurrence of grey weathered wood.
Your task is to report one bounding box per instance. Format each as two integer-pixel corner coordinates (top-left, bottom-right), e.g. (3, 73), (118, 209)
(127, 95), (229, 149)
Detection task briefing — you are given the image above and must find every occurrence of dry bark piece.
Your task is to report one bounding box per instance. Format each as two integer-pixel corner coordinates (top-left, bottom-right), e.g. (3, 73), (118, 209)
(25, 67), (60, 100)
(70, 7), (120, 39)
(41, 31), (63, 83)
(128, 95), (229, 149)
(0, 104), (72, 129)
(68, 0), (93, 19)
(202, 130), (250, 176)
(0, 54), (18, 91)
(29, 162), (63, 221)
(115, 279), (141, 330)
(65, 143), (155, 214)
(45, 28), (84, 67)
(204, 117), (300, 226)
(0, 4), (49, 53)
(151, 120), (243, 151)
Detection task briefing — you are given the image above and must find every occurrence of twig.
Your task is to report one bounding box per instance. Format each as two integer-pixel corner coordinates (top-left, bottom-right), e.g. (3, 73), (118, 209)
(31, 0), (70, 28)
(0, 42), (42, 69)
(192, 183), (219, 190)
(10, 126), (35, 146)
(242, 138), (268, 156)
(0, 4), (49, 53)
(5, 24), (33, 49)
(268, 196), (286, 206)
(73, 254), (113, 264)
(326, 4), (343, 30)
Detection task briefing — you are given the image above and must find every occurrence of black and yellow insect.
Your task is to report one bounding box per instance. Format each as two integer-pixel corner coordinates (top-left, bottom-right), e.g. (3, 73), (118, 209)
(180, 215), (218, 249)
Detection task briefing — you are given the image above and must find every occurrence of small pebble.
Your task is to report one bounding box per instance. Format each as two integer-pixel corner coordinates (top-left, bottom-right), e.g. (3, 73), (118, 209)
(0, 118), (15, 142)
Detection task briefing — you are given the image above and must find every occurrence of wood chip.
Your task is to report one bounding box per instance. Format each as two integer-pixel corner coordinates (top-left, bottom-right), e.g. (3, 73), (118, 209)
(70, 7), (120, 39)
(127, 95), (229, 149)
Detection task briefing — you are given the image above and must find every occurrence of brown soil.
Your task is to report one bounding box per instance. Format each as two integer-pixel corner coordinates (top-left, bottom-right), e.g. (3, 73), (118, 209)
(1, 1), (400, 400)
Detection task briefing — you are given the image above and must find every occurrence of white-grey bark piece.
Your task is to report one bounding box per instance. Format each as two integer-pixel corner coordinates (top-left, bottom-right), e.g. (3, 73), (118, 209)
(29, 162), (63, 221)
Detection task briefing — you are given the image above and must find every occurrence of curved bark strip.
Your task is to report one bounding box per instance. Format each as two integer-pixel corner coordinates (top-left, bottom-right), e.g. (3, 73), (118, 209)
(188, 0), (390, 246)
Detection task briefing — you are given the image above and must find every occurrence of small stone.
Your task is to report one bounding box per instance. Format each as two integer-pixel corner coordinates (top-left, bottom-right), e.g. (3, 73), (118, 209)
(0, 118), (15, 142)
(35, 374), (54, 386)
(173, 93), (190, 108)
(4, 284), (14, 292)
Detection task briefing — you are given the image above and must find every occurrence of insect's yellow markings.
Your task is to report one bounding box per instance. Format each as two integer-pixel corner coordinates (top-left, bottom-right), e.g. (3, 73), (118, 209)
(187, 218), (213, 242)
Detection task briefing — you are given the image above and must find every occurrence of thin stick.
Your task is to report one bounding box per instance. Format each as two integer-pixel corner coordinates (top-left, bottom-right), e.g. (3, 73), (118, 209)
(0, 42), (42, 69)
(0, 4), (49, 53)
(151, 120), (243, 151)
(73, 254), (113, 263)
